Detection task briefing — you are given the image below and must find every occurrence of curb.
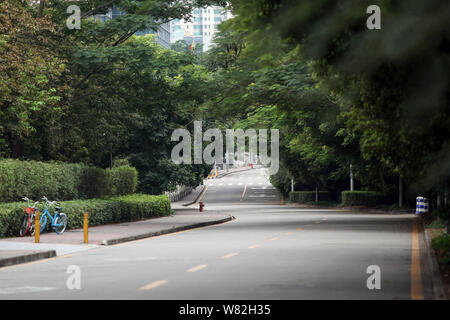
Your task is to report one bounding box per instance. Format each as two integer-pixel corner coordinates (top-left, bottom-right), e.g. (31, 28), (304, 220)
(216, 167), (253, 179)
(182, 185), (207, 207)
(422, 224), (447, 300)
(101, 215), (235, 246)
(0, 250), (57, 268)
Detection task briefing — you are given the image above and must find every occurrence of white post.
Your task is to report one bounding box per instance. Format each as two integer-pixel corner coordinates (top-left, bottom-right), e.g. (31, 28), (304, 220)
(291, 178), (294, 193)
(350, 164), (354, 191)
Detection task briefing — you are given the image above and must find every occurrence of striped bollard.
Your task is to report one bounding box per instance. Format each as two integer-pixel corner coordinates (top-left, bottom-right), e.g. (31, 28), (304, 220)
(415, 196), (429, 214)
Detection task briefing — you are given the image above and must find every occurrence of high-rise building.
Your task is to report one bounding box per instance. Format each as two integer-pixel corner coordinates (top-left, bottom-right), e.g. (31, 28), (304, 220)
(94, 5), (231, 51)
(95, 7), (171, 49)
(170, 6), (232, 52)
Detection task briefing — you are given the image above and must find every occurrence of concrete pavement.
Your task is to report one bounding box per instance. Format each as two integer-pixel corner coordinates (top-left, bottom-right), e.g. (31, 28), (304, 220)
(0, 207), (233, 265)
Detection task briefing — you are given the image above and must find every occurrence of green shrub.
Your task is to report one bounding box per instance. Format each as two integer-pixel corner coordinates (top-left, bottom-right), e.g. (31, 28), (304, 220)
(78, 167), (112, 199)
(289, 191), (330, 203)
(109, 166), (138, 196)
(341, 190), (385, 207)
(432, 234), (450, 265)
(0, 159), (138, 202)
(0, 194), (172, 238)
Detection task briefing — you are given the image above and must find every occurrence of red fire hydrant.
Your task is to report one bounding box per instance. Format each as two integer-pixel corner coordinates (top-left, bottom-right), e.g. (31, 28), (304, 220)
(199, 201), (205, 212)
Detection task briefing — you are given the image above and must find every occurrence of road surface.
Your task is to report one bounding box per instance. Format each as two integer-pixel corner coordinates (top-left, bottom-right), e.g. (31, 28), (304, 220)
(0, 168), (431, 299)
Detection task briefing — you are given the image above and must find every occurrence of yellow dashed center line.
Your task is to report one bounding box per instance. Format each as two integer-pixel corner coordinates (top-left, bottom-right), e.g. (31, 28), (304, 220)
(268, 237), (278, 241)
(296, 227), (303, 231)
(240, 184), (247, 202)
(187, 264), (208, 273)
(411, 221), (424, 300)
(139, 280), (168, 291)
(284, 232), (293, 235)
(248, 244), (260, 249)
(221, 252), (238, 259)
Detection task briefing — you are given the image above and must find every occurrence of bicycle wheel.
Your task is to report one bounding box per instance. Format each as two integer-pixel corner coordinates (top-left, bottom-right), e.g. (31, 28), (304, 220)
(54, 213), (67, 234)
(19, 215), (31, 237)
(39, 215), (47, 233)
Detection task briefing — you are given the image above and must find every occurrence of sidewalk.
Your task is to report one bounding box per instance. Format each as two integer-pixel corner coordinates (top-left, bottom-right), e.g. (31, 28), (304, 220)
(0, 205), (233, 267)
(0, 168), (252, 268)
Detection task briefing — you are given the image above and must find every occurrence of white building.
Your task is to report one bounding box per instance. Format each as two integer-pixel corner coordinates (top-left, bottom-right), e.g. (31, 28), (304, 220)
(94, 5), (231, 51)
(95, 7), (171, 49)
(170, 6), (232, 52)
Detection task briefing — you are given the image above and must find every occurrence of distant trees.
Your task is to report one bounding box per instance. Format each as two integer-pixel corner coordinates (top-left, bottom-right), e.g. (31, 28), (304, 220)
(202, 0), (450, 206)
(0, 0), (222, 194)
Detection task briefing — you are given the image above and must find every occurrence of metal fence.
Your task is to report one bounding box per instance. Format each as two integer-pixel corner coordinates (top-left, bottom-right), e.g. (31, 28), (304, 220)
(164, 185), (193, 202)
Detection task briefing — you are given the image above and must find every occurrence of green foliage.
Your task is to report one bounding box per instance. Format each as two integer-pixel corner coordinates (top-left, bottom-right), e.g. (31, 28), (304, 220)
(108, 165), (139, 196)
(341, 191), (386, 207)
(1, 0), (223, 197)
(432, 234), (450, 265)
(78, 166), (112, 199)
(0, 159), (138, 202)
(289, 191), (330, 203)
(426, 217), (446, 229)
(0, 194), (172, 238)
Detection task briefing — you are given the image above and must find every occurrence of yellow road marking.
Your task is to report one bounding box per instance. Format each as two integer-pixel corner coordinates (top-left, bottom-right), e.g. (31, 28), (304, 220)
(306, 224), (313, 227)
(221, 252), (238, 259)
(139, 280), (168, 291)
(268, 237), (278, 241)
(196, 185), (209, 203)
(240, 184), (247, 202)
(248, 244), (260, 249)
(296, 227), (303, 231)
(187, 264), (208, 273)
(284, 232), (293, 235)
(410, 221), (424, 300)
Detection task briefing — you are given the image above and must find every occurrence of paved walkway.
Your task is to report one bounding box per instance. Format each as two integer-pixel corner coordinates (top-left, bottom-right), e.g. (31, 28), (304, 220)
(0, 169), (252, 267)
(0, 206), (232, 266)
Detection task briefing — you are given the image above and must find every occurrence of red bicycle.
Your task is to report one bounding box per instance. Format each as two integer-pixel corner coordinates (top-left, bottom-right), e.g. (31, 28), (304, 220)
(19, 197), (39, 237)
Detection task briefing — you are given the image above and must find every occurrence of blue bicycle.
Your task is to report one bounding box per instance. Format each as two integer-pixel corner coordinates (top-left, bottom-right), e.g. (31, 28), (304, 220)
(39, 196), (68, 235)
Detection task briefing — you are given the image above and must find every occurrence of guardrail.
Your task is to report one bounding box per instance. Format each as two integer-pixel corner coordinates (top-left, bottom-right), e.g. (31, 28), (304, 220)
(165, 185), (193, 202)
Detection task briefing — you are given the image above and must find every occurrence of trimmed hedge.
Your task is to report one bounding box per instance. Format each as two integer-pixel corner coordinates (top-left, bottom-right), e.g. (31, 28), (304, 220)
(0, 194), (171, 238)
(341, 191), (385, 207)
(0, 159), (138, 202)
(289, 191), (330, 203)
(109, 166), (139, 196)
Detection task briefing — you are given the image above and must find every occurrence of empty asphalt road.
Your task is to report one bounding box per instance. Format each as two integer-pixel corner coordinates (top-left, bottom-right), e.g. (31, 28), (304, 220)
(0, 168), (431, 299)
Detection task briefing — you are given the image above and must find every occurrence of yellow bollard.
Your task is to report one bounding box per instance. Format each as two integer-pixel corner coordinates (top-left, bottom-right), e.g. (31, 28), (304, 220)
(215, 169), (218, 177)
(34, 211), (40, 243)
(83, 213), (89, 244)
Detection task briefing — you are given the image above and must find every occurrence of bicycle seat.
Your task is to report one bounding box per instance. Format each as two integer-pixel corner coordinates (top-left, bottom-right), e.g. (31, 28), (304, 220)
(55, 206), (62, 211)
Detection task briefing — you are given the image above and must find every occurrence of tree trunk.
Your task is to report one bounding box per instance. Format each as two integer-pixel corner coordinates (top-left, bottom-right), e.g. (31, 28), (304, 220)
(37, 0), (45, 18)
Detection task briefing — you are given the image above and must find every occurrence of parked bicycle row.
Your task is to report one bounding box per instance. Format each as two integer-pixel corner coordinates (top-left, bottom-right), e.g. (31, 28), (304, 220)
(20, 196), (68, 237)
